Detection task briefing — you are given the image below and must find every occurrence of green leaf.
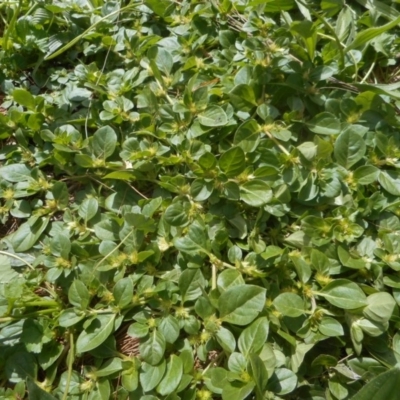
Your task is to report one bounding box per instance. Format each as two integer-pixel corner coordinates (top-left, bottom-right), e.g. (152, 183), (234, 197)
(353, 82), (400, 101)
(217, 269), (245, 292)
(238, 317), (270, 357)
(346, 15), (400, 52)
(338, 246), (365, 270)
(351, 367), (400, 400)
(94, 219), (121, 241)
(51, 181), (69, 209)
(139, 330), (166, 365)
(312, 354), (338, 367)
(240, 180), (273, 207)
(38, 342), (64, 370)
(95, 357), (123, 377)
(7, 217), (49, 252)
(27, 377), (57, 400)
(27, 112), (45, 132)
(190, 179), (214, 201)
(180, 350), (194, 374)
(198, 106), (228, 127)
(144, 0), (171, 16)
(78, 198), (98, 222)
(261, 246), (284, 260)
(121, 363), (139, 392)
(318, 279), (367, 309)
(68, 280), (90, 309)
(273, 293), (305, 317)
(21, 319), (44, 353)
(229, 84), (258, 112)
(59, 309), (86, 328)
(5, 352), (37, 383)
(140, 361), (166, 392)
(329, 375), (348, 400)
(291, 20), (317, 61)
(353, 166), (379, 185)
(354, 0), (399, 21)
(164, 202), (189, 226)
(199, 152), (217, 170)
(159, 315), (180, 344)
(290, 253), (312, 283)
(50, 233), (71, 259)
(44, 3), (139, 60)
(228, 352), (247, 373)
(319, 317), (344, 337)
(216, 326), (236, 353)
(321, 0), (343, 16)
(174, 221), (209, 254)
(358, 318), (387, 337)
(76, 314), (116, 353)
(249, 0), (295, 11)
(307, 112), (341, 135)
(0, 255), (19, 283)
(125, 213), (156, 232)
(103, 171), (138, 180)
(12, 88), (35, 110)
(222, 381), (255, 400)
(334, 130), (366, 169)
(219, 147), (246, 177)
(75, 154), (94, 168)
(6, 0), (400, 395)
(128, 322), (149, 338)
(379, 171), (400, 196)
(113, 277), (133, 308)
(248, 354), (269, 394)
(179, 268), (205, 302)
(0, 164), (32, 182)
(92, 126), (117, 159)
(219, 285), (266, 325)
(234, 119), (261, 152)
(267, 368), (297, 395)
(157, 355), (183, 395)
(363, 292), (396, 324)
(219, 30), (236, 48)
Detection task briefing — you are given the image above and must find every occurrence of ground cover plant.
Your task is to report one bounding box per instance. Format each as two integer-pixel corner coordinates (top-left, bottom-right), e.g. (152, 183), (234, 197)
(3, 0), (400, 398)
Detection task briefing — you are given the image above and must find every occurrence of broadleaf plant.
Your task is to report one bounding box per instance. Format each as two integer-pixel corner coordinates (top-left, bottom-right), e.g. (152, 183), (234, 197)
(2, 0), (400, 399)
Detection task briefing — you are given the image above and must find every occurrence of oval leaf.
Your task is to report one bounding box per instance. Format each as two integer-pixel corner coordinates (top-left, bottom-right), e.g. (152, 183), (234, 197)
(198, 106), (228, 127)
(219, 285), (266, 326)
(219, 147), (246, 177)
(334, 130), (366, 169)
(273, 293), (305, 317)
(240, 180), (273, 207)
(238, 317), (270, 357)
(76, 314), (116, 353)
(352, 367), (400, 400)
(318, 279), (367, 309)
(157, 355), (183, 395)
(139, 330), (166, 365)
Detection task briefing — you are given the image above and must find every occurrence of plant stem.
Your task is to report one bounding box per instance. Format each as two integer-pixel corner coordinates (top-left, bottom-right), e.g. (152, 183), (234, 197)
(125, 182), (149, 199)
(23, 300), (59, 308)
(0, 308), (57, 323)
(211, 264), (217, 290)
(94, 229), (134, 271)
(3, 0), (22, 52)
(0, 250), (34, 270)
(264, 130), (290, 156)
(221, 261), (236, 270)
(62, 331), (74, 400)
(360, 58), (377, 83)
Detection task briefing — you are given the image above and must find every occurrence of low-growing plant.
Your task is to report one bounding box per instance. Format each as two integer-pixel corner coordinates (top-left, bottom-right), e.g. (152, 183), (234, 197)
(2, 0), (400, 399)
